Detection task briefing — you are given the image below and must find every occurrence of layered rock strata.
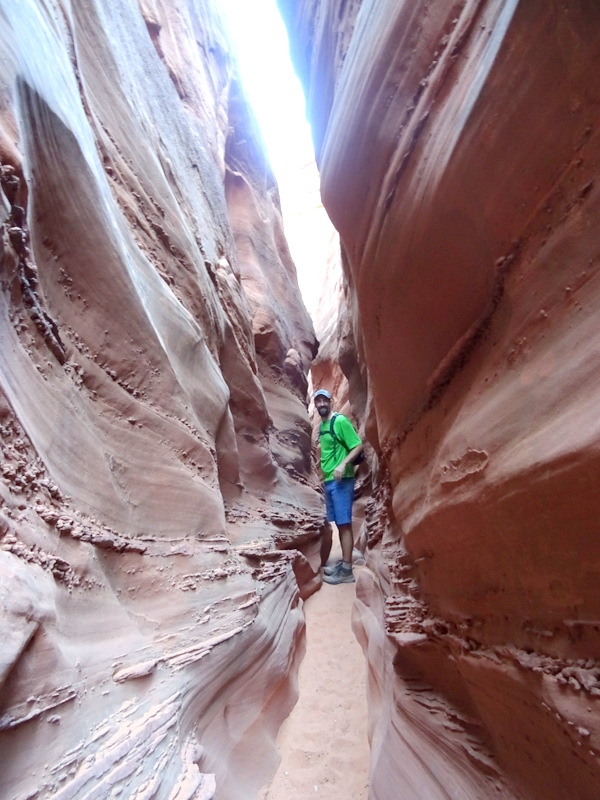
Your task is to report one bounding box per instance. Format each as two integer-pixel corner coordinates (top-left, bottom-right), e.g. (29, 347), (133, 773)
(279, 0), (600, 798)
(0, 2), (322, 798)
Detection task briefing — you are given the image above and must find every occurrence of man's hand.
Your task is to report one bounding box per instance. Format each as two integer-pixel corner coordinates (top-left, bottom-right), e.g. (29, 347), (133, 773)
(333, 463), (346, 481)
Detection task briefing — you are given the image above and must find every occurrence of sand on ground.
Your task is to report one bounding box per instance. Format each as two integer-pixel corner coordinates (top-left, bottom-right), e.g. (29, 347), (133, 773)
(259, 554), (370, 799)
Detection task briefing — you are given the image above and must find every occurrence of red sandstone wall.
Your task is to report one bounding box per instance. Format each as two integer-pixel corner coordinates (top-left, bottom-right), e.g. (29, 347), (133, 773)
(0, 2), (323, 798)
(279, 0), (600, 797)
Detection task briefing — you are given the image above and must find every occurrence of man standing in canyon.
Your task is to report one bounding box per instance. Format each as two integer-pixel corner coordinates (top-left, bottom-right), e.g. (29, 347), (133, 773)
(314, 389), (363, 584)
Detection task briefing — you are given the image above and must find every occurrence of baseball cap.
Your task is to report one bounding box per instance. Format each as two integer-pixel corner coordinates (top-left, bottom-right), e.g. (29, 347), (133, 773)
(313, 389), (331, 400)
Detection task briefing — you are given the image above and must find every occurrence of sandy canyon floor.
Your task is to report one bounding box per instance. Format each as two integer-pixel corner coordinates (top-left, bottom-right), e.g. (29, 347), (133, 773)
(260, 556), (370, 799)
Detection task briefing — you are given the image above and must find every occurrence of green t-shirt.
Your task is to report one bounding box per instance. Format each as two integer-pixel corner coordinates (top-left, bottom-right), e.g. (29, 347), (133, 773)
(319, 413), (362, 482)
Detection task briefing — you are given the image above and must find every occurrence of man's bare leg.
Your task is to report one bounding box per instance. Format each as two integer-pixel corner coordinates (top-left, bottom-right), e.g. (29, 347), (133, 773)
(338, 523), (354, 565)
(320, 521), (333, 567)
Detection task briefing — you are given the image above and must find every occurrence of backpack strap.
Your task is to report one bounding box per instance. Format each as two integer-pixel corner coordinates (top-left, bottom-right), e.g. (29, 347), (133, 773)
(328, 413), (350, 452)
(319, 413), (340, 440)
(319, 413), (350, 450)
(320, 413), (364, 466)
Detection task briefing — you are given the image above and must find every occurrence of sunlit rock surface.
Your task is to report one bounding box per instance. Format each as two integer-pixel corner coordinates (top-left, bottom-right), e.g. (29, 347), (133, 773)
(279, 0), (600, 798)
(0, 2), (322, 798)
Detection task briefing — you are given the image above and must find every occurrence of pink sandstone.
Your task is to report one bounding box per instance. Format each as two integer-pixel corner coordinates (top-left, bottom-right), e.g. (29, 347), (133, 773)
(0, 2), (324, 799)
(4, 0), (600, 798)
(279, 0), (600, 798)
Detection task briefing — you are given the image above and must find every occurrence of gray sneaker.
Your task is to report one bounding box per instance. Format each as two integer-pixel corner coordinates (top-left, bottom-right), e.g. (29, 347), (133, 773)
(322, 559), (343, 576)
(323, 563), (355, 584)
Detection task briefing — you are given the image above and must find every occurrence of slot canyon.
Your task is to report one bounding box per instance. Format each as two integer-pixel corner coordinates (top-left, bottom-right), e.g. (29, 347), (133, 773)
(1, 0), (599, 798)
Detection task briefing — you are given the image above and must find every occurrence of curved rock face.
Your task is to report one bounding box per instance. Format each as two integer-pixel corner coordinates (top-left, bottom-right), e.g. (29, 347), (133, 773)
(0, 2), (322, 798)
(279, 0), (600, 798)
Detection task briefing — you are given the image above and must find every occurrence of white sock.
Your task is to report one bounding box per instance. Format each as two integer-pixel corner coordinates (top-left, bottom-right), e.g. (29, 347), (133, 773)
(342, 560), (352, 570)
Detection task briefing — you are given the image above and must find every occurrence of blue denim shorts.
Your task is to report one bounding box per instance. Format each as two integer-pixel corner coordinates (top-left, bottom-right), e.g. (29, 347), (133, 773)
(324, 478), (355, 525)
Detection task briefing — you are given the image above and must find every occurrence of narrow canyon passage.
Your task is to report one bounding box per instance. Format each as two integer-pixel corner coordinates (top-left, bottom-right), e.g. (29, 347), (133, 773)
(3, 3), (600, 799)
(260, 558), (370, 799)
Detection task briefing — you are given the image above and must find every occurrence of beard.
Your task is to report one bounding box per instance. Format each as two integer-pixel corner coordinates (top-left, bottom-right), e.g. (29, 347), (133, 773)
(317, 406), (329, 417)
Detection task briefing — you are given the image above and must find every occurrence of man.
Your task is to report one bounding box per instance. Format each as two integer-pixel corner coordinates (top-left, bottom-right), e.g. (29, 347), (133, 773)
(314, 388), (363, 584)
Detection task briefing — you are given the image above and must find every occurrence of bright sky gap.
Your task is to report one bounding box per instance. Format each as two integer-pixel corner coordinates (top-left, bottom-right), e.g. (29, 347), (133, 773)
(218, 0), (313, 184)
(218, 0), (336, 315)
